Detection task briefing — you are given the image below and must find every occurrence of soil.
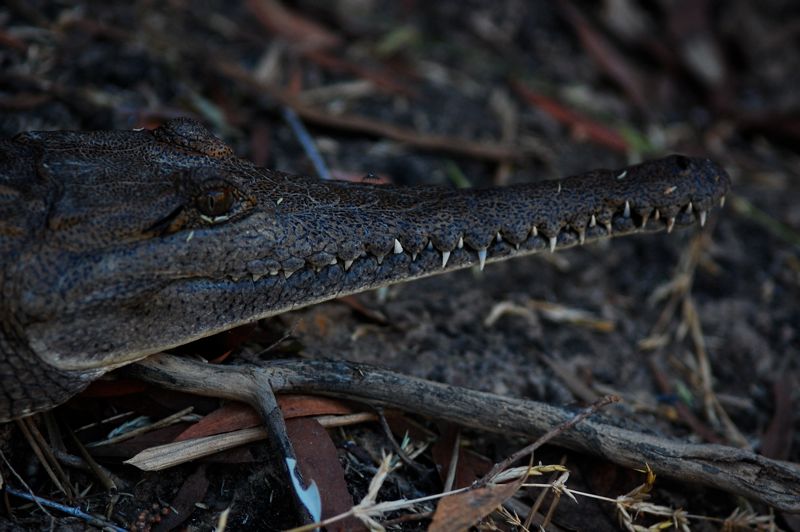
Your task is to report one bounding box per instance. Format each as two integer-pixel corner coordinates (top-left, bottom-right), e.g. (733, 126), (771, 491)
(1, 1), (798, 531)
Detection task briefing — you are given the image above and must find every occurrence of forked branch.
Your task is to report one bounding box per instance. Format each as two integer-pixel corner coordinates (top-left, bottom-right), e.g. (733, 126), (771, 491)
(126, 354), (800, 513)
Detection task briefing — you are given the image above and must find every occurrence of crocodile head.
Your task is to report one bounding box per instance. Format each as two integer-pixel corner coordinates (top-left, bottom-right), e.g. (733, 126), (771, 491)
(1, 119), (730, 417)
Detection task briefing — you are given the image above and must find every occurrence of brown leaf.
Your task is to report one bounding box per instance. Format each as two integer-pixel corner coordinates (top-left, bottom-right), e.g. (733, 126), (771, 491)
(429, 483), (519, 532)
(174, 403), (260, 441)
(286, 417), (364, 531)
(512, 81), (628, 153)
(278, 394), (355, 419)
(431, 424), (491, 489)
(173, 395), (354, 441)
(152, 465), (210, 532)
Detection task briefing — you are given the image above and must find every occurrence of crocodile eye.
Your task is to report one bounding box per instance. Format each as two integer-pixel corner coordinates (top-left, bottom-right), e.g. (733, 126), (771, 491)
(197, 187), (234, 217)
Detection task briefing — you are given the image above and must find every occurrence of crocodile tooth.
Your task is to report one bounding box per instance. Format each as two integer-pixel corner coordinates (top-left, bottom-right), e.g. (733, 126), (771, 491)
(532, 225), (538, 236)
(251, 273), (262, 282)
(623, 201), (631, 218)
(617, 170), (627, 180)
(578, 227), (586, 244)
(699, 210), (707, 227)
(412, 253), (418, 261)
(604, 221), (613, 234)
(329, 258), (338, 266)
(496, 232), (503, 242)
(478, 248), (487, 271)
(590, 214), (597, 227)
(442, 251), (450, 268)
(720, 196), (726, 207)
(284, 269), (295, 279)
(457, 236), (464, 249)
(549, 236), (557, 252)
(426, 240), (433, 250)
(515, 243), (520, 250)
(344, 259), (354, 270)
(270, 270), (279, 276)
(666, 217), (676, 233)
(393, 239), (404, 254)
(654, 209), (661, 221)
(200, 214), (230, 224)
(376, 254), (384, 265)
(641, 210), (650, 228)
(686, 201), (693, 214)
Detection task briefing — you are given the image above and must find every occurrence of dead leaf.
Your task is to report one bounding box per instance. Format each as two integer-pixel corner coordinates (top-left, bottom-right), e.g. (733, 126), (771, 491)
(153, 465), (210, 532)
(287, 418), (364, 531)
(174, 395), (354, 441)
(279, 395), (355, 419)
(174, 403), (260, 442)
(429, 483), (519, 532)
(512, 81), (629, 153)
(431, 424), (491, 490)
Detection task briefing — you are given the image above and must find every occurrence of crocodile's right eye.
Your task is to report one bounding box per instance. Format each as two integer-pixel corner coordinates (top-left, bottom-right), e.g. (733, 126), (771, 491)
(197, 187), (234, 217)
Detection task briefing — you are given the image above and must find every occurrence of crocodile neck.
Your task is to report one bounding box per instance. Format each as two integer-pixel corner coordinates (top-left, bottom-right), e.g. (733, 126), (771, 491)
(0, 119), (730, 419)
(1, 269), (94, 418)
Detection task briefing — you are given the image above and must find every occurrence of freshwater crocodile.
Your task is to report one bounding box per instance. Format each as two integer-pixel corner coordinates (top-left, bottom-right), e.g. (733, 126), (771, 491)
(0, 118), (730, 421)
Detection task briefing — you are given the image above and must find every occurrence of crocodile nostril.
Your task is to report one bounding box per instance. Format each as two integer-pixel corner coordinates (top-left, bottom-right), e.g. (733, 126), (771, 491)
(674, 155), (691, 171)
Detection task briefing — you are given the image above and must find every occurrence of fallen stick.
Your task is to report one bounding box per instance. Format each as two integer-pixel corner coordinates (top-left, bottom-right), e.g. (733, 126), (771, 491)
(126, 354), (800, 513)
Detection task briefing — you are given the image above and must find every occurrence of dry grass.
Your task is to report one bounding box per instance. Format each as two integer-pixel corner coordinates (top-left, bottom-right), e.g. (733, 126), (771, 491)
(288, 440), (779, 531)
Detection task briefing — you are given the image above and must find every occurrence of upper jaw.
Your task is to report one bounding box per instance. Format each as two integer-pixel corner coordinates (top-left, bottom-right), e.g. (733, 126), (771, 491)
(153, 156), (731, 283)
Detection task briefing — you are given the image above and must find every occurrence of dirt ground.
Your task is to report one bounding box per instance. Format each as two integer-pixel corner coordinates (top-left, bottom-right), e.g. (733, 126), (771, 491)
(1, 1), (799, 531)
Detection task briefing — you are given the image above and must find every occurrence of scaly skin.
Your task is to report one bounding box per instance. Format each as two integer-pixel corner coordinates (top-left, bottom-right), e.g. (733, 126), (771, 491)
(0, 118), (730, 420)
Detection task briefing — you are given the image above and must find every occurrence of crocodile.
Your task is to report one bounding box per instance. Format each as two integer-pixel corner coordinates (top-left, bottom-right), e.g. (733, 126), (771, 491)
(0, 118), (730, 421)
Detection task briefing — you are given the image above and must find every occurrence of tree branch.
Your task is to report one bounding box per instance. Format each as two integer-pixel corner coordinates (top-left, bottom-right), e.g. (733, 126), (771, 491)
(126, 354), (800, 513)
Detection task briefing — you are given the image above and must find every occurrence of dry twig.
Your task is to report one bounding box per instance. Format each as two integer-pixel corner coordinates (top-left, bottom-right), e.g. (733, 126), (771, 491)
(125, 354), (800, 512)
